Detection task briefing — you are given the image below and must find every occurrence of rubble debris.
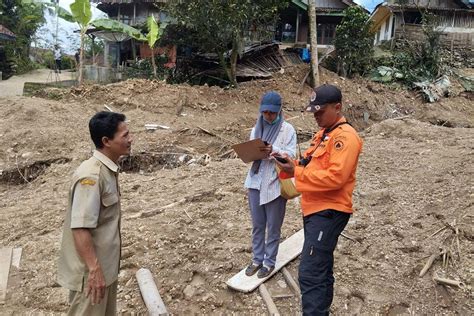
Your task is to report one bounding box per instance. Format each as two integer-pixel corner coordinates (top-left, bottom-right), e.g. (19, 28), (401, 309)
(414, 75), (451, 103)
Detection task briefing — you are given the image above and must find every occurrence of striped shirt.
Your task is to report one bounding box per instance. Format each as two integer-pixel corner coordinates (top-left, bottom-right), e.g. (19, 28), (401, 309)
(244, 121), (297, 205)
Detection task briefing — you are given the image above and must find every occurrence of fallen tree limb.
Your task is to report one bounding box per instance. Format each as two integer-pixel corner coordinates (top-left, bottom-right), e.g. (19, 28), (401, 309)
(131, 190), (216, 219)
(297, 70), (311, 95)
(341, 232), (360, 243)
(197, 126), (233, 143)
(259, 284), (280, 316)
(419, 253), (440, 277)
(281, 267), (300, 298)
(130, 199), (186, 219)
(433, 276), (464, 288)
(429, 225), (448, 238)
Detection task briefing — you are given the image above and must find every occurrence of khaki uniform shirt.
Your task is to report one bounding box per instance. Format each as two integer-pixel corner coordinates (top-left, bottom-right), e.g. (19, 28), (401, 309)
(58, 150), (121, 292)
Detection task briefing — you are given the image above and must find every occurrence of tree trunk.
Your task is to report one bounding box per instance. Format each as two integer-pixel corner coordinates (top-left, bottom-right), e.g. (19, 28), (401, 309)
(229, 38), (239, 87)
(217, 51), (234, 86)
(308, 1), (320, 87)
(78, 30), (85, 84)
(150, 47), (157, 77)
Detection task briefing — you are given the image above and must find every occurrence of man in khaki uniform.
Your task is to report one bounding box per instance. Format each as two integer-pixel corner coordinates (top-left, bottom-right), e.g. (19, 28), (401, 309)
(58, 111), (132, 315)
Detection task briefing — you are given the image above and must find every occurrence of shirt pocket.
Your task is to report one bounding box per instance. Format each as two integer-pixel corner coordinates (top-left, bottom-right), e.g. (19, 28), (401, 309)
(100, 192), (119, 224)
(311, 146), (330, 169)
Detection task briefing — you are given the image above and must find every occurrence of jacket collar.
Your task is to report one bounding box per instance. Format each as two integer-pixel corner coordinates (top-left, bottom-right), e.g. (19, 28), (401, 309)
(93, 150), (119, 173)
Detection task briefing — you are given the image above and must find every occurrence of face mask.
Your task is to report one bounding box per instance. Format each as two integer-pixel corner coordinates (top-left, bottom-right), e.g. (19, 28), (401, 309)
(262, 112), (281, 125)
(270, 116), (281, 125)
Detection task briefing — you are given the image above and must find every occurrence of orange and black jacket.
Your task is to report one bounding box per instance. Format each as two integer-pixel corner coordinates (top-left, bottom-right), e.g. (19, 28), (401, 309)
(281, 117), (362, 217)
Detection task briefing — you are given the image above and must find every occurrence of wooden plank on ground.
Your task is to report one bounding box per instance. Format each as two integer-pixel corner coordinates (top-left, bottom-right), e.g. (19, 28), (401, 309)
(226, 229), (304, 293)
(259, 284), (280, 316)
(281, 267), (301, 298)
(0, 247), (13, 304)
(11, 248), (22, 269)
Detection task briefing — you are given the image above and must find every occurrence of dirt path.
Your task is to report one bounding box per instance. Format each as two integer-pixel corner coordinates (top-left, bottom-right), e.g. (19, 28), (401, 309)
(0, 69), (76, 97)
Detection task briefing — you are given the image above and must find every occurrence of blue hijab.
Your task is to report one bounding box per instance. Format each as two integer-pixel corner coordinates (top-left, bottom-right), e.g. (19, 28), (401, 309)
(250, 111), (284, 174)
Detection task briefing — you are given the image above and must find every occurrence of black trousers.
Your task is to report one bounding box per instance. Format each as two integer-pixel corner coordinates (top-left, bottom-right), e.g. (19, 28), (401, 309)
(55, 59), (61, 72)
(298, 209), (350, 316)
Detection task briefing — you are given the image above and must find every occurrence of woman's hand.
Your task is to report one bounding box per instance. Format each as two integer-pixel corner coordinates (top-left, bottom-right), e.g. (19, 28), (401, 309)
(259, 143), (272, 157)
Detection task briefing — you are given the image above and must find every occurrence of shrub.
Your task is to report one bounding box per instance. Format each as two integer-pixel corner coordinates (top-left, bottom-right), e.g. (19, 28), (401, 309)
(334, 6), (375, 78)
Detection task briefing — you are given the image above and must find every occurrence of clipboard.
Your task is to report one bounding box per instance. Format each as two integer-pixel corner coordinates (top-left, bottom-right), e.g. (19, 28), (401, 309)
(232, 138), (268, 163)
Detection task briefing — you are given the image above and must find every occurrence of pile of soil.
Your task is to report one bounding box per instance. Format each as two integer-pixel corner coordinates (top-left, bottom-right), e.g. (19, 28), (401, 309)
(0, 65), (472, 315)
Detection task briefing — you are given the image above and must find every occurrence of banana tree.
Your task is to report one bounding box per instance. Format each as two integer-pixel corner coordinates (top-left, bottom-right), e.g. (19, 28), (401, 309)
(61, 0), (145, 84)
(146, 15), (167, 78)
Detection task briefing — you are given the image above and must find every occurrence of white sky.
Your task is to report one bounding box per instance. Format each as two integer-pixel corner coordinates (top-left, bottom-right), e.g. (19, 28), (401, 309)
(34, 0), (106, 54)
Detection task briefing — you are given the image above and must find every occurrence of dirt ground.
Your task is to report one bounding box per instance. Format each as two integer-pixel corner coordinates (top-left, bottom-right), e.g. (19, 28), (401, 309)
(0, 65), (473, 315)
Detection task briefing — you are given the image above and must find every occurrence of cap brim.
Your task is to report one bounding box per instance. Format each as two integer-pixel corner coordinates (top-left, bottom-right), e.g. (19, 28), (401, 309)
(306, 103), (326, 113)
(260, 104), (281, 113)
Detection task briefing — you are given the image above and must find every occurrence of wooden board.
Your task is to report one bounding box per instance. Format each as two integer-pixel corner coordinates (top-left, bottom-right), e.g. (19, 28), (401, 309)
(226, 229), (304, 293)
(0, 247), (13, 304)
(11, 248), (22, 269)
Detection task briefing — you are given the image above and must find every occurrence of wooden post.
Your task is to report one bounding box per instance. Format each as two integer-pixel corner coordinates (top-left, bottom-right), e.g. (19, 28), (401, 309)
(136, 268), (169, 315)
(295, 8), (300, 44)
(133, 2), (136, 25)
(259, 284), (280, 315)
(308, 0), (319, 87)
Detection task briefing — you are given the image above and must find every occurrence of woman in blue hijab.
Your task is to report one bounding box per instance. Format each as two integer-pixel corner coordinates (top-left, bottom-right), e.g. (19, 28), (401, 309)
(244, 91), (297, 278)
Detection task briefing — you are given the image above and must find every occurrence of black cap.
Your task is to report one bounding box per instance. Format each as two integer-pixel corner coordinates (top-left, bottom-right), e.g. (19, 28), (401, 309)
(305, 84), (342, 112)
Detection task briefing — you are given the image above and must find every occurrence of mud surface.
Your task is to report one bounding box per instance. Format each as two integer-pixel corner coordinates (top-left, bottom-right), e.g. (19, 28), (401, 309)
(0, 65), (472, 315)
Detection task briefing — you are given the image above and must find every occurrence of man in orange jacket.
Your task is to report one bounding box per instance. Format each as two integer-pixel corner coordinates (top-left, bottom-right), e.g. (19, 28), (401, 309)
(274, 84), (362, 315)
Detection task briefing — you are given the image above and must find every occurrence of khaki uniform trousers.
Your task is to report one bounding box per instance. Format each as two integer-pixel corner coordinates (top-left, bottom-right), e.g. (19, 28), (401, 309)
(67, 281), (117, 316)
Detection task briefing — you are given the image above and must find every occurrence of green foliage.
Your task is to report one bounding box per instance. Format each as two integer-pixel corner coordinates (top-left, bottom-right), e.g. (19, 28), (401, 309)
(372, 12), (443, 86)
(84, 37), (104, 59)
(123, 55), (172, 80)
(334, 6), (374, 78)
(91, 18), (145, 41)
(55, 5), (75, 23)
(146, 16), (160, 48)
(167, 0), (288, 86)
(69, 0), (91, 27)
(0, 0), (45, 75)
(61, 55), (75, 69)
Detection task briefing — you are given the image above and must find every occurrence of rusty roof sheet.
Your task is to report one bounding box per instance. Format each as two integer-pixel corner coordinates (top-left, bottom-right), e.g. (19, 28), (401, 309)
(0, 24), (16, 40)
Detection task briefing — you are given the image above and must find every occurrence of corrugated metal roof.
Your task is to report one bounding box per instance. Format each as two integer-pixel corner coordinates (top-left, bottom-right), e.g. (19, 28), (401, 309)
(92, 0), (167, 3)
(0, 24), (16, 40)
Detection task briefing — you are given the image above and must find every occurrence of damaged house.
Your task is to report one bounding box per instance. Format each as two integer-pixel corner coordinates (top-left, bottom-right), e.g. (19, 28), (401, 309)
(91, 0), (176, 68)
(275, 0), (362, 48)
(370, 0), (474, 47)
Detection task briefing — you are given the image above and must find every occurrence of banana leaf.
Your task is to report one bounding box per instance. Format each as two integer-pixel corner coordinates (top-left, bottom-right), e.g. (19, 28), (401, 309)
(147, 16), (159, 48)
(70, 0), (92, 27)
(91, 19), (146, 41)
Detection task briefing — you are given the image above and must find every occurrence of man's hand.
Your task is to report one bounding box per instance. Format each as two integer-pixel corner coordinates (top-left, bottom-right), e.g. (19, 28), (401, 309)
(72, 228), (106, 305)
(271, 152), (295, 177)
(85, 262), (106, 305)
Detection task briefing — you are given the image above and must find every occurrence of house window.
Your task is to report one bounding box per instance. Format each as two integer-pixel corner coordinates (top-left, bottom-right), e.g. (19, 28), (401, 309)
(120, 14), (132, 25)
(404, 11), (423, 24)
(317, 24), (336, 45)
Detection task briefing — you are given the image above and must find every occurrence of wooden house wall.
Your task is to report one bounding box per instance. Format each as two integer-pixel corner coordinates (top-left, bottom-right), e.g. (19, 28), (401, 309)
(394, 24), (473, 47)
(386, 0), (464, 9)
